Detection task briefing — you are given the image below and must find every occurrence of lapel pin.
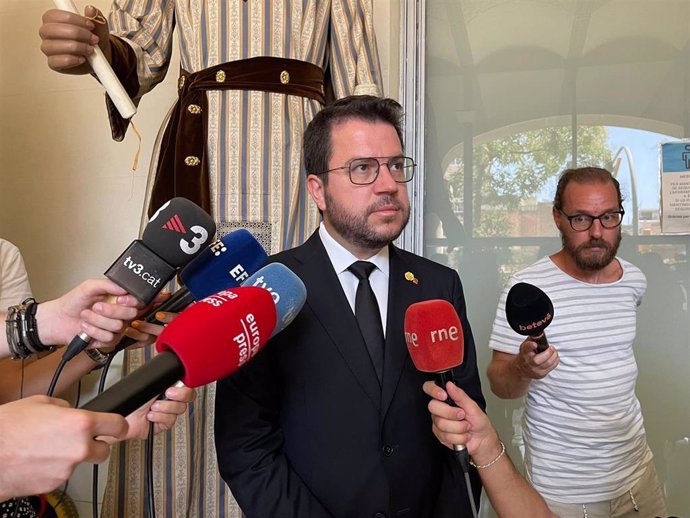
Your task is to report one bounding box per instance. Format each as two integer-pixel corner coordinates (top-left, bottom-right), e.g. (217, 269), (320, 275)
(404, 271), (419, 285)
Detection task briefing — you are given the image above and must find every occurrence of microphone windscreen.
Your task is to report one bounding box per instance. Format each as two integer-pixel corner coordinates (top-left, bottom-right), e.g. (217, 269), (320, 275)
(241, 262), (306, 335)
(505, 282), (554, 337)
(143, 197), (216, 267)
(156, 287), (277, 387)
(404, 300), (464, 373)
(180, 229), (268, 299)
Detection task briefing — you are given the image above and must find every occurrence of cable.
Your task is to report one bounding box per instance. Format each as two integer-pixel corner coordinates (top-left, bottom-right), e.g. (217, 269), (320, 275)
(46, 358), (68, 396)
(452, 449), (478, 518)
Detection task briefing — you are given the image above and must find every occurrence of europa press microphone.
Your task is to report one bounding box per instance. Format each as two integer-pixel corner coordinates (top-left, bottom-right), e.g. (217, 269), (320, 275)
(62, 198), (216, 362)
(80, 264), (307, 416)
(505, 282), (554, 353)
(111, 229), (268, 353)
(404, 300), (470, 468)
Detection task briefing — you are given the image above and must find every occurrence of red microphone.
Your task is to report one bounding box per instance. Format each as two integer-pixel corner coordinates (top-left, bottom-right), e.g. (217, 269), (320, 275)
(80, 286), (276, 416)
(404, 299), (470, 471)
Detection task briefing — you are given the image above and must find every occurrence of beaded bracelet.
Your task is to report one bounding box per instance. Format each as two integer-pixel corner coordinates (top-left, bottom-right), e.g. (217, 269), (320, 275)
(469, 440), (506, 469)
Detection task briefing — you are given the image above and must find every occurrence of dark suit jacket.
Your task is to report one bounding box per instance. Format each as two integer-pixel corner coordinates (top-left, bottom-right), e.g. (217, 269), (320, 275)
(215, 231), (486, 518)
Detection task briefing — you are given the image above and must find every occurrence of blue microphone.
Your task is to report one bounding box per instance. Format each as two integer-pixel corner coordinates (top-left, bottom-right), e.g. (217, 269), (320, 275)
(112, 229), (268, 352)
(241, 262), (307, 336)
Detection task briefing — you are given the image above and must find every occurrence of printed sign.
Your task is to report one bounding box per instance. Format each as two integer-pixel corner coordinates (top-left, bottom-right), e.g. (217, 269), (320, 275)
(660, 142), (690, 234)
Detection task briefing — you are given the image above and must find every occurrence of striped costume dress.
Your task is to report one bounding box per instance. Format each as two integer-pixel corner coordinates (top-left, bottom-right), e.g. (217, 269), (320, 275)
(100, 1), (382, 517)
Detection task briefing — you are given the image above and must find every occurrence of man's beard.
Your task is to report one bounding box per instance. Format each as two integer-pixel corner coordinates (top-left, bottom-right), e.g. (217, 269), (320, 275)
(324, 190), (410, 251)
(562, 230), (621, 271)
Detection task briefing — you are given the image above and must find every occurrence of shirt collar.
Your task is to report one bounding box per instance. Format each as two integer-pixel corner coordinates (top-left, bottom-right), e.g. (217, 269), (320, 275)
(318, 222), (390, 277)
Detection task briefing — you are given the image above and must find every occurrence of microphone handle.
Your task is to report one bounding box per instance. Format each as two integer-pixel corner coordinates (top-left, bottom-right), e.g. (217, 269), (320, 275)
(113, 288), (197, 353)
(434, 369), (471, 473)
(80, 351), (184, 416)
(531, 331), (549, 353)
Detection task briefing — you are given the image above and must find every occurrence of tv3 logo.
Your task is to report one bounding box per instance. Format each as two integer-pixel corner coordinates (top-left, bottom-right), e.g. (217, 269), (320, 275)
(151, 204), (210, 256)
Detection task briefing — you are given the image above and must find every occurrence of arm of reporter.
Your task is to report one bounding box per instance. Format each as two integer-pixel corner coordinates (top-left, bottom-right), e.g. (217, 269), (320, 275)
(0, 395), (127, 502)
(424, 381), (556, 518)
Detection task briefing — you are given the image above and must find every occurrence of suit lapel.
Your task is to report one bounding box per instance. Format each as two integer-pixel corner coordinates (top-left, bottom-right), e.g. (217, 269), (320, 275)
(292, 233), (382, 410)
(381, 246), (420, 419)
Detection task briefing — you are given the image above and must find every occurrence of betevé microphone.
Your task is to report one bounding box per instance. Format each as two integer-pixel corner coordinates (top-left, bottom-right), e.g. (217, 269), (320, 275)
(63, 198), (216, 361)
(505, 282), (554, 353)
(80, 286), (276, 416)
(111, 229), (267, 352)
(404, 299), (470, 471)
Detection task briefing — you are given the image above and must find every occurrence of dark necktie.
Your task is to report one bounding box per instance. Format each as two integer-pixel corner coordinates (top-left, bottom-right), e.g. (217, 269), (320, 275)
(348, 261), (385, 385)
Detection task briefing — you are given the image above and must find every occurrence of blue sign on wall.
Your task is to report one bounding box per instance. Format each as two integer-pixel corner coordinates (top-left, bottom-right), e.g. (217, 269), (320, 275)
(661, 142), (690, 173)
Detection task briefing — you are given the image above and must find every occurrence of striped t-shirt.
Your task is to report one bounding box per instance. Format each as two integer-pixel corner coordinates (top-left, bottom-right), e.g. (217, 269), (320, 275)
(489, 256), (652, 503)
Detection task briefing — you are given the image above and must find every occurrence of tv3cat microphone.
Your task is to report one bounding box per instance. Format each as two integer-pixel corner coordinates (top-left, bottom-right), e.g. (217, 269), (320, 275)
(80, 263), (306, 416)
(63, 198), (215, 361)
(505, 282), (554, 353)
(111, 228), (267, 353)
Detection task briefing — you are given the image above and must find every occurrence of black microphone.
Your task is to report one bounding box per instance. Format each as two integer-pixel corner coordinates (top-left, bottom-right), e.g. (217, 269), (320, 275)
(62, 198), (216, 361)
(111, 229), (268, 353)
(80, 262), (307, 416)
(505, 282), (554, 353)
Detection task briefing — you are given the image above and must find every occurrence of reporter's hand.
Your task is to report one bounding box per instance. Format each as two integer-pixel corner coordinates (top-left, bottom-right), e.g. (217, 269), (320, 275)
(39, 5), (112, 74)
(123, 310), (178, 349)
(513, 337), (559, 380)
(424, 381), (502, 466)
(124, 385), (196, 440)
(0, 395), (127, 501)
(36, 279), (141, 348)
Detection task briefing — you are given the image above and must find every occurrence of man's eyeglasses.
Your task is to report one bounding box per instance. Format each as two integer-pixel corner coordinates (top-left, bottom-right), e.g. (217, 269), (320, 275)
(315, 156), (416, 185)
(557, 208), (625, 232)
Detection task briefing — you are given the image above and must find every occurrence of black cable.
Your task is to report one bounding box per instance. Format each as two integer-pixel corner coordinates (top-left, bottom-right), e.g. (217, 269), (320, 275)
(47, 357), (68, 396)
(145, 422), (156, 518)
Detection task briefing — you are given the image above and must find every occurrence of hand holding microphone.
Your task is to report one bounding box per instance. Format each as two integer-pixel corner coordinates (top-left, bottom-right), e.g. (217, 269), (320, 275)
(505, 282), (559, 379)
(62, 198), (216, 362)
(404, 300), (470, 471)
(80, 263), (306, 416)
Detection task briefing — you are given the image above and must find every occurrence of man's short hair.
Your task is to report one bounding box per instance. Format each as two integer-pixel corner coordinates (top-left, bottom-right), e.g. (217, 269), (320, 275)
(553, 166), (624, 209)
(302, 95), (405, 179)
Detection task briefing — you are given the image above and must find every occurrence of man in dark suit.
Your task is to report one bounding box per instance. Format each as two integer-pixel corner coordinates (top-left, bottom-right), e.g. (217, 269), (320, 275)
(214, 95), (485, 517)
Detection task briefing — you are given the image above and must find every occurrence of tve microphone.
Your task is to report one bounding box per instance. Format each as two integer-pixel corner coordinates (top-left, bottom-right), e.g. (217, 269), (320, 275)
(241, 262), (307, 336)
(505, 282), (554, 353)
(111, 229), (267, 352)
(404, 299), (470, 471)
(80, 287), (276, 416)
(63, 198), (216, 361)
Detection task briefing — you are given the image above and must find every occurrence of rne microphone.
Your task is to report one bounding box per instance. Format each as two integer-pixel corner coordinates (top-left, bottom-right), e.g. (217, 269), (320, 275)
(80, 286), (276, 416)
(111, 229), (267, 353)
(404, 299), (470, 472)
(62, 198), (215, 361)
(505, 282), (554, 353)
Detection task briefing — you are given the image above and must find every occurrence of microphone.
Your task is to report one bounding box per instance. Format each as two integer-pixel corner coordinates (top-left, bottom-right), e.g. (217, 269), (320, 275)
(80, 287), (275, 416)
(111, 229), (267, 353)
(404, 299), (470, 471)
(505, 282), (554, 353)
(80, 266), (307, 416)
(241, 262), (307, 336)
(63, 198), (216, 361)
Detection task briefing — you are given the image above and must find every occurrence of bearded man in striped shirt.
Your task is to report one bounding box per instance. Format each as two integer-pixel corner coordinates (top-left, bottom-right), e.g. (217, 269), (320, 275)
(487, 167), (667, 518)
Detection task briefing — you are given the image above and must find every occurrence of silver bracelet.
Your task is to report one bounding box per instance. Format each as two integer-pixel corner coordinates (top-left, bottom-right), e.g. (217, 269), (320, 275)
(470, 440), (506, 469)
(84, 347), (111, 368)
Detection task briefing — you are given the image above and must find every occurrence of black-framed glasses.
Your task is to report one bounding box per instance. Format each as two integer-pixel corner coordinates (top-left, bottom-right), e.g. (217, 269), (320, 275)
(315, 156), (416, 185)
(557, 208), (625, 231)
